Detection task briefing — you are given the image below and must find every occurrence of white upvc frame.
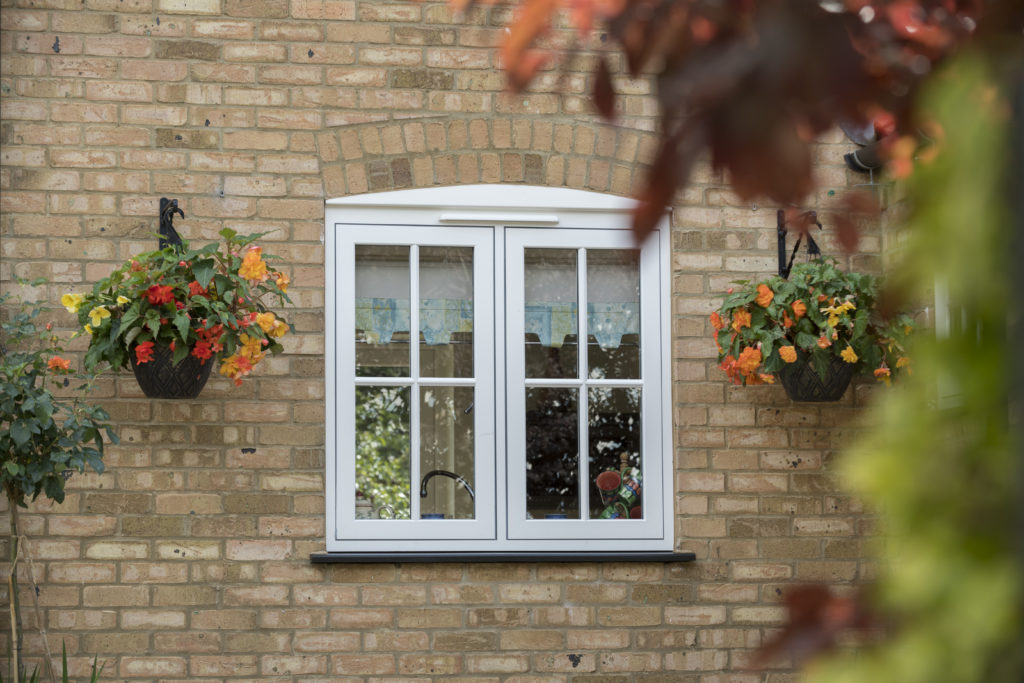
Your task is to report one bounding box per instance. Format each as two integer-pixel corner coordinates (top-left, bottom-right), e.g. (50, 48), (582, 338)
(325, 185), (672, 553)
(505, 227), (665, 542)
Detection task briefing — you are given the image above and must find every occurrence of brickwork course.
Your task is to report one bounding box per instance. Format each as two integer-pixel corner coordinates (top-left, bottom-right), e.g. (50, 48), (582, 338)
(1, 1), (890, 680)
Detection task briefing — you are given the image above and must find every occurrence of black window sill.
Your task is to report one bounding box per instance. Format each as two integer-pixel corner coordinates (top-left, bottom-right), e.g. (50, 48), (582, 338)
(310, 551), (696, 564)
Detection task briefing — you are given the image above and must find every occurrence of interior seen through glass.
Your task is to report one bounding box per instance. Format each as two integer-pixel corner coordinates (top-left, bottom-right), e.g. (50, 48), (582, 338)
(353, 244), (477, 521)
(524, 247), (644, 520)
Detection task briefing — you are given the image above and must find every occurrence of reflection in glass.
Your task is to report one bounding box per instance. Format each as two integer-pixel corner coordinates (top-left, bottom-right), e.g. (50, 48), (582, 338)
(420, 247), (474, 378)
(525, 387), (579, 518)
(355, 385), (411, 519)
(419, 386), (475, 519)
(525, 249), (578, 379)
(587, 250), (640, 380)
(356, 245), (410, 377)
(588, 387), (642, 519)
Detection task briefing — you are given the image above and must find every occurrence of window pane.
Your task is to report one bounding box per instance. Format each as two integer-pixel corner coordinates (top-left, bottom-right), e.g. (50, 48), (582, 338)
(525, 249), (578, 379)
(525, 387), (579, 519)
(587, 250), (640, 380)
(355, 385), (411, 520)
(419, 386), (475, 519)
(356, 245), (410, 378)
(588, 387), (642, 519)
(420, 247), (474, 378)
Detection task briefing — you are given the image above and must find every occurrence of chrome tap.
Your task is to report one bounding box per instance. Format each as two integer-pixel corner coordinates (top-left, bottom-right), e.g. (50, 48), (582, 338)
(419, 470), (475, 502)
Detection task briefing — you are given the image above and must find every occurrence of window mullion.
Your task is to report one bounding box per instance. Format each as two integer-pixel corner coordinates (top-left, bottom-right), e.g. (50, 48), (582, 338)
(410, 245), (421, 522)
(577, 247), (590, 520)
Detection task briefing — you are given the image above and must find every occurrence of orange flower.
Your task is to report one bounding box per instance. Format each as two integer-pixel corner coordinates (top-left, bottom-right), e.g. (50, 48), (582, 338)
(817, 335), (832, 349)
(874, 366), (892, 386)
(47, 356), (71, 372)
(782, 311), (794, 329)
(239, 246), (268, 281)
(736, 346), (762, 377)
(755, 284), (774, 307)
(731, 308), (751, 333)
(791, 300), (807, 319)
(710, 311), (726, 331)
(275, 272), (290, 293)
(779, 346), (797, 363)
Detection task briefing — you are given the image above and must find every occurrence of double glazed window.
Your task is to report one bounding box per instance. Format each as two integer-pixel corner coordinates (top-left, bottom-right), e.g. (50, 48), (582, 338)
(325, 186), (671, 553)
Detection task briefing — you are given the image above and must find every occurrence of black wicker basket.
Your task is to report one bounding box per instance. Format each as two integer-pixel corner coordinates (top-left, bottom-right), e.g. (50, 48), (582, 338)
(130, 343), (214, 399)
(778, 355), (854, 402)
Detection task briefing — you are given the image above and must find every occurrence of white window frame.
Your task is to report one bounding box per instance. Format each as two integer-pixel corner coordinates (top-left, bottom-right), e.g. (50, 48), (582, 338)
(325, 185), (673, 554)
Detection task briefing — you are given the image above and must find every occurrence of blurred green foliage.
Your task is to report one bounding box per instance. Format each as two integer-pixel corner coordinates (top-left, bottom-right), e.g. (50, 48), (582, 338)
(805, 54), (1023, 683)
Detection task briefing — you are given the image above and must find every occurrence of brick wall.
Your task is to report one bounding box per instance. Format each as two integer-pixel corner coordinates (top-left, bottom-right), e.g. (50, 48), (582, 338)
(1, 1), (882, 680)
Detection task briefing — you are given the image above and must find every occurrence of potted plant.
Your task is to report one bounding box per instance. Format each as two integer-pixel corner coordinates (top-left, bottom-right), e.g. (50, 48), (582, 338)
(62, 228), (292, 399)
(1, 285), (116, 680)
(711, 257), (914, 401)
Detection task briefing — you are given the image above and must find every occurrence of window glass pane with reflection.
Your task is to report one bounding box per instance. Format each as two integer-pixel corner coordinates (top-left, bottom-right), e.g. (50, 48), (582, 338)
(524, 248), (578, 379)
(355, 245), (410, 378)
(587, 249), (640, 380)
(525, 387), (579, 519)
(419, 246), (474, 379)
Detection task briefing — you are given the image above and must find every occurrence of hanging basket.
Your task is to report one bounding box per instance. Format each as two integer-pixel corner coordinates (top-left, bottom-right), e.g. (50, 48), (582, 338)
(130, 343), (214, 399)
(778, 355), (854, 402)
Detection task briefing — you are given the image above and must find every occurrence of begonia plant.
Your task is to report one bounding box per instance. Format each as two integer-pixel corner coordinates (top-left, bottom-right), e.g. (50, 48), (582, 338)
(63, 229), (292, 386)
(711, 257), (914, 385)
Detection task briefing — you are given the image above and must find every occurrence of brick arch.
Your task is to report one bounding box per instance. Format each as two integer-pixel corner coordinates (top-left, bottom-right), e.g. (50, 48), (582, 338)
(316, 116), (658, 199)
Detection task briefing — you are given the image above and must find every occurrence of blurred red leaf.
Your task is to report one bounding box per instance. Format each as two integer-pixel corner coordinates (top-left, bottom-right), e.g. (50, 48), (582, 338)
(593, 56), (616, 119)
(749, 584), (874, 670)
(502, 0), (558, 92)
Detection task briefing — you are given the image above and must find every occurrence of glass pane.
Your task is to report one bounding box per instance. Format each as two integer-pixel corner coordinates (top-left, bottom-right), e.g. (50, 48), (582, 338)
(588, 387), (642, 519)
(525, 249), (578, 379)
(525, 387), (579, 519)
(420, 247), (474, 378)
(587, 250), (640, 380)
(418, 386), (475, 520)
(356, 245), (410, 378)
(355, 385), (411, 520)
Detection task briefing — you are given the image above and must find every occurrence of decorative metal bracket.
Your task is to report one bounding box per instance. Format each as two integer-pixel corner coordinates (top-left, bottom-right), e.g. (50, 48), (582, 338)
(159, 197), (185, 251)
(777, 209), (822, 279)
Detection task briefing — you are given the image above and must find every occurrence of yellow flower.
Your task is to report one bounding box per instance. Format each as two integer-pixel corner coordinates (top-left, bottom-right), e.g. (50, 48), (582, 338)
(896, 357), (910, 369)
(239, 333), (265, 363)
(269, 319), (288, 338)
(275, 272), (290, 293)
(61, 293), (84, 313)
(840, 345), (858, 363)
(116, 295), (131, 305)
(88, 306), (111, 327)
(239, 246), (268, 281)
(255, 312), (277, 334)
(83, 324), (93, 335)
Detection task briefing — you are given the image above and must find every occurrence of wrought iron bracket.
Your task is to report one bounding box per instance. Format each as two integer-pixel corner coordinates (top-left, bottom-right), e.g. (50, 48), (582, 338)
(159, 197), (185, 251)
(777, 209), (823, 279)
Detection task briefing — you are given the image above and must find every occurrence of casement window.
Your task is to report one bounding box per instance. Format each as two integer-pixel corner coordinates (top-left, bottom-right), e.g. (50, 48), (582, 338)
(323, 186), (674, 556)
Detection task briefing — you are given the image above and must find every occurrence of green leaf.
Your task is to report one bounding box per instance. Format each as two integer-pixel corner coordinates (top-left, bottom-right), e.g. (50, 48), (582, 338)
(11, 422), (30, 447)
(173, 312), (191, 342)
(172, 341), (190, 366)
(219, 227), (238, 240)
(193, 258), (216, 289)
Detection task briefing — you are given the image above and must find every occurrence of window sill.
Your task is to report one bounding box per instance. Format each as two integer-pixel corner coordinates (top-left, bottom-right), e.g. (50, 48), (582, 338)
(310, 551), (696, 564)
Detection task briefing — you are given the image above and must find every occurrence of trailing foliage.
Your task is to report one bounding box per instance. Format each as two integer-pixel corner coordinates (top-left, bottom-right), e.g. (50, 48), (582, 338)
(63, 228), (292, 387)
(711, 258), (914, 386)
(1, 287), (116, 508)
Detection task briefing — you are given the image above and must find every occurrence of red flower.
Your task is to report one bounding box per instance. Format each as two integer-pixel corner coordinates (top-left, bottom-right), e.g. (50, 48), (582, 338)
(188, 281), (208, 297)
(135, 341), (155, 364)
(175, 301), (185, 310)
(146, 285), (174, 306)
(191, 341), (214, 364)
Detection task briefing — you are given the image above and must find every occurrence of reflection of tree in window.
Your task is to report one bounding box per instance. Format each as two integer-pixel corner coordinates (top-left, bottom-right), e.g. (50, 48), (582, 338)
(587, 387), (642, 518)
(355, 384), (410, 518)
(525, 388), (579, 518)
